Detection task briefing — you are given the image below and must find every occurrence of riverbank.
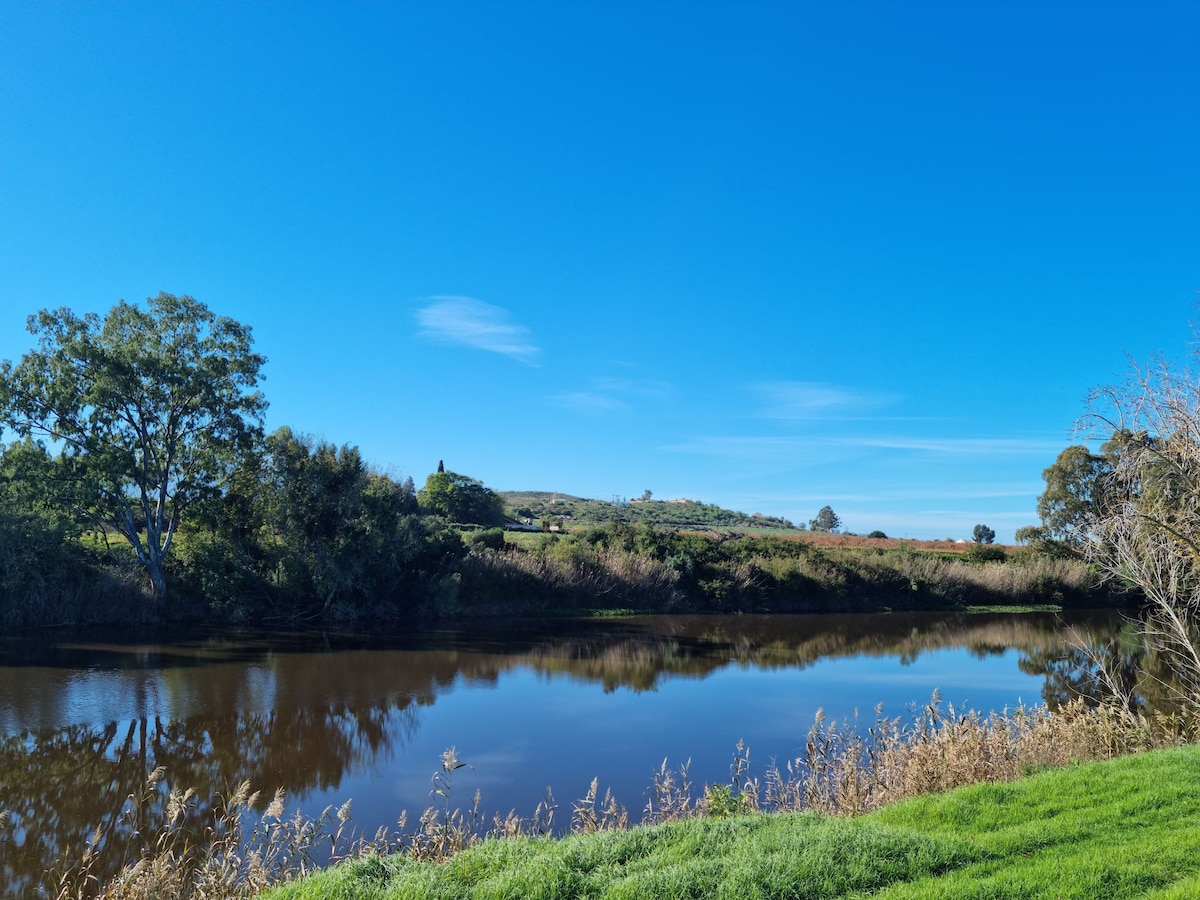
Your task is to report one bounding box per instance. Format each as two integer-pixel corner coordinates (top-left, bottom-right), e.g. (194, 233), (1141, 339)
(263, 744), (1200, 899)
(449, 528), (1114, 618)
(0, 523), (1122, 631)
(43, 689), (1196, 898)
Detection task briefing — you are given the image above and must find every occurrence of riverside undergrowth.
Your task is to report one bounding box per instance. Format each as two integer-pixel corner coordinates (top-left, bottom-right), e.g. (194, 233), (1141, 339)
(455, 527), (1107, 616)
(39, 693), (1192, 899)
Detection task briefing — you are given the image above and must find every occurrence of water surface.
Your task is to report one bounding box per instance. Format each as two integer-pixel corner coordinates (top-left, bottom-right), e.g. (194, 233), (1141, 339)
(0, 610), (1129, 895)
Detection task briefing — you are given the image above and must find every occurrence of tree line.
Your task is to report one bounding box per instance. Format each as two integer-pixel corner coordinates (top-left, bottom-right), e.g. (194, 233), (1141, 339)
(0, 294), (513, 626)
(0, 292), (1168, 634)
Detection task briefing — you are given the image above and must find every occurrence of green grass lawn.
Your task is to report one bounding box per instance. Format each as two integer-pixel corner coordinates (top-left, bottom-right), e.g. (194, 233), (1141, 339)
(501, 530), (551, 550)
(263, 746), (1200, 899)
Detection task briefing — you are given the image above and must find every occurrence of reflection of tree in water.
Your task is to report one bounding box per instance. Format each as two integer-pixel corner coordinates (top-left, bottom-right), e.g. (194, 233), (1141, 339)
(1018, 634), (1140, 711)
(0, 722), (140, 897)
(1019, 620), (1199, 718)
(0, 693), (419, 896)
(517, 612), (1131, 694)
(523, 635), (722, 692)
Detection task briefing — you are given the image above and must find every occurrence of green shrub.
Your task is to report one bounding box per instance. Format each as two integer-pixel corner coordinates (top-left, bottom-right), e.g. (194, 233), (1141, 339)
(967, 544), (1008, 563)
(467, 528), (506, 552)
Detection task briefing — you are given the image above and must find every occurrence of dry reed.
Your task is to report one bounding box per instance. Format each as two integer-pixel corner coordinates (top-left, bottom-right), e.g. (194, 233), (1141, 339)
(46, 767), (365, 900)
(631, 694), (1166, 822)
(463, 544), (685, 607)
(48, 695), (1184, 899)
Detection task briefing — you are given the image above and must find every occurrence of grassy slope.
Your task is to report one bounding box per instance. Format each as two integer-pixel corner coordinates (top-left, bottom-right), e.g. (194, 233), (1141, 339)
(500, 491), (799, 532)
(265, 746), (1200, 899)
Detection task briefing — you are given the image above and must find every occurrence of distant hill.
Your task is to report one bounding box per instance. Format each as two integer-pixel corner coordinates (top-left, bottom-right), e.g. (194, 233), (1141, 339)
(499, 491), (798, 531)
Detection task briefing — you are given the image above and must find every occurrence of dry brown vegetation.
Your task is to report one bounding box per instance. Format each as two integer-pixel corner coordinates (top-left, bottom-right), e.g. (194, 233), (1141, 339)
(463, 525), (1100, 615)
(742, 532), (988, 554)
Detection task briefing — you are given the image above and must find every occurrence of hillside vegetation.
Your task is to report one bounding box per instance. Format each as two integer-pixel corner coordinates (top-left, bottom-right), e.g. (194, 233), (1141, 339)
(452, 521), (1106, 617)
(501, 491), (798, 531)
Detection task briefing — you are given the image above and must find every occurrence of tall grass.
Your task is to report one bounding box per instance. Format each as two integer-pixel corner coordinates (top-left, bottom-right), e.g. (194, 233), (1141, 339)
(751, 543), (1099, 610)
(638, 693), (1171, 822)
(46, 768), (363, 900)
(457, 542), (685, 612)
(455, 527), (1106, 615)
(0, 522), (147, 630)
(46, 694), (1186, 899)
(864, 551), (1098, 607)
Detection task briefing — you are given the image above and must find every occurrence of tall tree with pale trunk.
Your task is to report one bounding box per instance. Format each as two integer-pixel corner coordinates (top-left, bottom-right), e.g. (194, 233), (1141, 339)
(0, 293), (266, 601)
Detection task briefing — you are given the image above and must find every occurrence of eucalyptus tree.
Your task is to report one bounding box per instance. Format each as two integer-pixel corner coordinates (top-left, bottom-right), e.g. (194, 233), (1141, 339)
(1036, 445), (1112, 547)
(0, 293), (266, 601)
(809, 505), (841, 533)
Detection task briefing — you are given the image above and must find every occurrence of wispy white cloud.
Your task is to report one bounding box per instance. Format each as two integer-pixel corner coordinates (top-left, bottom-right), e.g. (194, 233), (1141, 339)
(733, 484), (1042, 505)
(750, 381), (899, 419)
(853, 436), (1062, 455)
(552, 391), (629, 413)
(662, 434), (1060, 459)
(660, 436), (815, 460)
(415, 296), (539, 364)
(551, 376), (672, 414)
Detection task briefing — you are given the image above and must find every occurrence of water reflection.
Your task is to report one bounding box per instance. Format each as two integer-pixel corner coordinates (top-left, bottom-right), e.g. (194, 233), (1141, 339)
(0, 610), (1147, 895)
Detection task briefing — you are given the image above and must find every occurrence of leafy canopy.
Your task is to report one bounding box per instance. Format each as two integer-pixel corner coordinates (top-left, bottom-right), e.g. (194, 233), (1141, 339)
(1037, 445), (1111, 547)
(0, 293), (266, 599)
(419, 469), (505, 527)
(972, 524), (996, 545)
(810, 505), (841, 533)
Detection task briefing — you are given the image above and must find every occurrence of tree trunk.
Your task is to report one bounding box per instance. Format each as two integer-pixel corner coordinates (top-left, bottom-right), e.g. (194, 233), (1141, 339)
(146, 557), (168, 601)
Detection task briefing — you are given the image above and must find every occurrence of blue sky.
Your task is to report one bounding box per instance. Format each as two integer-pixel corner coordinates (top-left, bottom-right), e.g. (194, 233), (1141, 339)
(2, 2), (1197, 542)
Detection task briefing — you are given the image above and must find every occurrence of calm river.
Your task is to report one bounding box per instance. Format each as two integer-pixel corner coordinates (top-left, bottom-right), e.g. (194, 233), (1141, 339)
(0, 610), (1132, 895)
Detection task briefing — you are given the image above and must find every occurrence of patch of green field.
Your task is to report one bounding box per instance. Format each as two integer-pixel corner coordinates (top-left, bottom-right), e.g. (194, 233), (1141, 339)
(500, 530), (551, 549)
(264, 746), (1200, 899)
